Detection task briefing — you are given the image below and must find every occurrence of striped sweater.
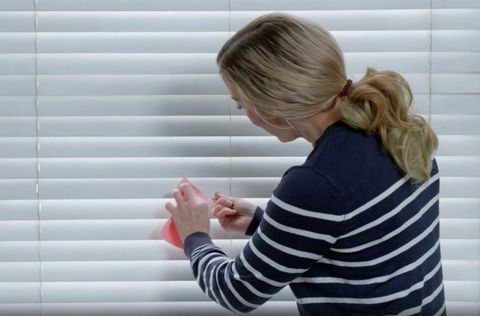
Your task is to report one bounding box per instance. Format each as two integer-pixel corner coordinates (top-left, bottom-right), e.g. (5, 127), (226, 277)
(184, 120), (446, 315)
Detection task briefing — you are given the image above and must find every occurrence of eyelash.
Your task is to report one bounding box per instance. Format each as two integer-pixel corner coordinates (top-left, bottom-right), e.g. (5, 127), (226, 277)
(236, 104), (243, 110)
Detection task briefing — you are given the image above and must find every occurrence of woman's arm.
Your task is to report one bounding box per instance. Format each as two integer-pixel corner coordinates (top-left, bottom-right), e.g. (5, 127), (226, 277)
(184, 167), (346, 314)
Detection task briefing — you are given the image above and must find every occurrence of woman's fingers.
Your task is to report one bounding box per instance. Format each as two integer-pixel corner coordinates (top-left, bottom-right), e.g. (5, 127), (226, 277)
(212, 201), (231, 216)
(172, 189), (184, 205)
(214, 197), (234, 208)
(179, 183), (196, 200)
(212, 204), (224, 217)
(214, 192), (232, 201)
(218, 216), (230, 228)
(165, 201), (177, 215)
(216, 207), (237, 218)
(214, 192), (224, 200)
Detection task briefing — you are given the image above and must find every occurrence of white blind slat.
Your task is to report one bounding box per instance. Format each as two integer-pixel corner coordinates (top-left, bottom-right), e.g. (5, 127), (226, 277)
(38, 0), (228, 12)
(34, 52), (460, 74)
(230, 0), (430, 11)
(232, 11), (430, 31)
(0, 197), (477, 221)
(38, 12), (230, 32)
(2, 259), (473, 283)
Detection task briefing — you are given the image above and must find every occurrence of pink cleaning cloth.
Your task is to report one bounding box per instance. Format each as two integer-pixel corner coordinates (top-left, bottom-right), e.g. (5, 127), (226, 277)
(159, 177), (213, 249)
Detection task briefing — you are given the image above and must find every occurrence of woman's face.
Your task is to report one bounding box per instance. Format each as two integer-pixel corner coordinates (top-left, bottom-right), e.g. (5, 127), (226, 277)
(233, 97), (299, 143)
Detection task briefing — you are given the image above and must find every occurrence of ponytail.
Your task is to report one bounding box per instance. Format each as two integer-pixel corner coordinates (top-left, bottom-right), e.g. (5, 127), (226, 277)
(340, 67), (438, 183)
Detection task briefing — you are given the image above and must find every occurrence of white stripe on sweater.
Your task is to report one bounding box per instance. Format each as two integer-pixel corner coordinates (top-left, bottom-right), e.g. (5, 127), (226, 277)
(195, 252), (221, 285)
(223, 261), (260, 309)
(231, 263), (272, 299)
(389, 283), (444, 316)
(213, 260), (242, 314)
(257, 226), (321, 260)
(332, 194), (440, 252)
(297, 260), (442, 305)
(208, 259), (226, 308)
(238, 250), (286, 287)
(340, 173), (439, 239)
(269, 174), (410, 222)
(248, 237), (307, 274)
(433, 303), (446, 316)
(203, 257), (224, 300)
(191, 244), (225, 264)
(263, 212), (336, 243)
(318, 216), (439, 267)
(292, 240), (440, 285)
(344, 174), (410, 220)
(270, 194), (344, 221)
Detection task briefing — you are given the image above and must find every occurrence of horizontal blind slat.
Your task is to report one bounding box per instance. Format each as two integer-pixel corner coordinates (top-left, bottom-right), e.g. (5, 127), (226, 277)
(6, 218), (472, 242)
(0, 301), (475, 316)
(38, 12), (230, 32)
(230, 0), (430, 11)
(0, 283), (40, 304)
(42, 301), (298, 316)
(432, 115), (480, 135)
(0, 179), (36, 199)
(37, 74), (227, 95)
(0, 12), (34, 32)
(40, 136), (233, 157)
(1, 197), (478, 221)
(0, 0), (33, 11)
(0, 259), (473, 283)
(0, 177), (478, 199)
(33, 52), (445, 74)
(0, 76), (35, 96)
(232, 10), (430, 31)
(38, 157), (232, 178)
(1, 238), (477, 261)
(37, 31), (435, 53)
(35, 281), (480, 303)
(37, 95), (231, 116)
(433, 9), (480, 29)
(38, 0), (228, 11)
(433, 30), (480, 51)
(38, 117), (232, 137)
(4, 178), (230, 200)
(7, 135), (480, 158)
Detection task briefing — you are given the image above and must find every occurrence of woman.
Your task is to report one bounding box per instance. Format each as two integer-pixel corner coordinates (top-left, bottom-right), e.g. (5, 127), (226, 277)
(165, 12), (445, 316)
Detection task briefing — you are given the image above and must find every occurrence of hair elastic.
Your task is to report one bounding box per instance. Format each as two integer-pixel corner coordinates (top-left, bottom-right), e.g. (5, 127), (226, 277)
(339, 79), (353, 97)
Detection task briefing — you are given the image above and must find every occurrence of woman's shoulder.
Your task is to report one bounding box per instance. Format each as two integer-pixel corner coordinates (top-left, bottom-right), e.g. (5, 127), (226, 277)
(274, 165), (346, 217)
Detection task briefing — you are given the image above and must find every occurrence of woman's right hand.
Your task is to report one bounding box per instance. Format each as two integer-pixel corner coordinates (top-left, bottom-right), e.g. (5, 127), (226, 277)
(211, 192), (257, 234)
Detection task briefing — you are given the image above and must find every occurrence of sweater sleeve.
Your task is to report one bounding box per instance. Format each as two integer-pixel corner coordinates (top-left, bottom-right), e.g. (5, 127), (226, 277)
(184, 167), (346, 314)
(245, 206), (264, 236)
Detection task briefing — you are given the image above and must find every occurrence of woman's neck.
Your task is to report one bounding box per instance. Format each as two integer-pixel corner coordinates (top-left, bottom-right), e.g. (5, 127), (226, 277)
(289, 104), (342, 147)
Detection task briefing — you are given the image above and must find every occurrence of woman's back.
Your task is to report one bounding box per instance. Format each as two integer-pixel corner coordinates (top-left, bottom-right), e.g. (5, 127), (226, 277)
(273, 121), (445, 315)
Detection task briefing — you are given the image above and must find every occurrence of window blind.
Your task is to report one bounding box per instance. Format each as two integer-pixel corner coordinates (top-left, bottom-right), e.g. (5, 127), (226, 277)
(0, 0), (478, 315)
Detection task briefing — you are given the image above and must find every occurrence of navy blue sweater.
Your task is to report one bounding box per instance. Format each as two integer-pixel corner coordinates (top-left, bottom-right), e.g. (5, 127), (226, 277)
(184, 120), (446, 315)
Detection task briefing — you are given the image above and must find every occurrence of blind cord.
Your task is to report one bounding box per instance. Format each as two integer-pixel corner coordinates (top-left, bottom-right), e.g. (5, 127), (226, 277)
(227, 0), (232, 200)
(33, 0), (44, 314)
(227, 0), (233, 256)
(428, 0), (433, 123)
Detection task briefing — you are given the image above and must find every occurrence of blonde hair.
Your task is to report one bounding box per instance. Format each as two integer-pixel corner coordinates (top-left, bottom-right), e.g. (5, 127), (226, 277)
(217, 12), (438, 183)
